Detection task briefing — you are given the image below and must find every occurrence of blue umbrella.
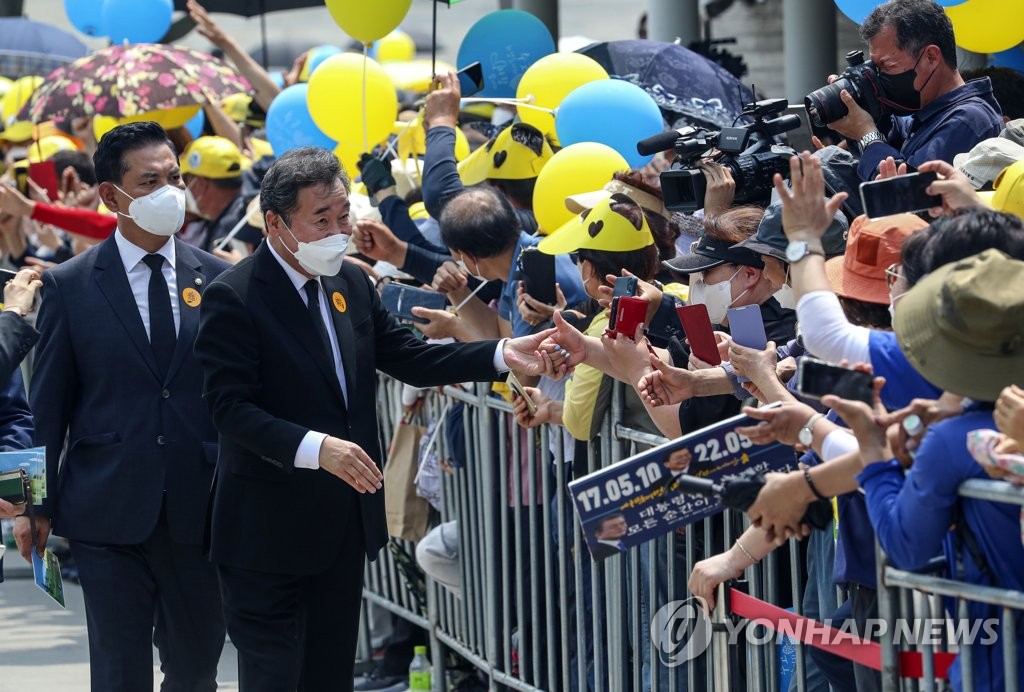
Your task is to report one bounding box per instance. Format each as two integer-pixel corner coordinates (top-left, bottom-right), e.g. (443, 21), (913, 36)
(576, 40), (754, 130)
(0, 18), (88, 79)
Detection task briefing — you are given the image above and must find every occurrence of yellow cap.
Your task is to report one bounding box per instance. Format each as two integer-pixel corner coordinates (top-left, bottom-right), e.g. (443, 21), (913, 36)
(181, 136), (244, 179)
(0, 77), (13, 101)
(26, 135), (78, 163)
(990, 160), (1024, 219)
(392, 117), (469, 162)
(457, 123), (553, 186)
(538, 193), (654, 255)
(249, 137), (274, 160)
(0, 76), (44, 143)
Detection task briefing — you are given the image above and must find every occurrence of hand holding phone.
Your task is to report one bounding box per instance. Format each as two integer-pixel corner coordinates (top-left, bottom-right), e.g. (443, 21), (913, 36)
(456, 61), (484, 98)
(380, 283), (448, 324)
(506, 371), (537, 416)
(518, 247), (557, 305)
(859, 171), (941, 219)
(605, 296), (647, 339)
(613, 276), (638, 298)
(796, 357), (874, 406)
(676, 304), (721, 366)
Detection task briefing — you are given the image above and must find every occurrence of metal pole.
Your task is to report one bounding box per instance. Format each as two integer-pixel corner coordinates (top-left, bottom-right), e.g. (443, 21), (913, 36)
(782, 0), (837, 105)
(511, 0), (559, 46)
(259, 0), (268, 70)
(646, 0), (700, 45)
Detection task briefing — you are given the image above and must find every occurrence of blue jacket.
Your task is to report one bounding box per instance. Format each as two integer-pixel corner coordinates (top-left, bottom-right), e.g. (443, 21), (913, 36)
(858, 77), (1003, 181)
(857, 407), (1024, 692)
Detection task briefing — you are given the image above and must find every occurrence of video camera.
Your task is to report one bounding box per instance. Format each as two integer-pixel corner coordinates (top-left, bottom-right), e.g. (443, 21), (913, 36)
(804, 50), (888, 128)
(649, 98), (801, 213)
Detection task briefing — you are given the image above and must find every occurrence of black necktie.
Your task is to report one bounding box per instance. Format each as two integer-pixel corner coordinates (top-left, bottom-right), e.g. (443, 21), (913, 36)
(142, 254), (176, 376)
(303, 280), (333, 363)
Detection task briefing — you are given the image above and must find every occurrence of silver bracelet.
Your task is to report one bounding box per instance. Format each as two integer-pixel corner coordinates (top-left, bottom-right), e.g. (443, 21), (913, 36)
(735, 538), (759, 564)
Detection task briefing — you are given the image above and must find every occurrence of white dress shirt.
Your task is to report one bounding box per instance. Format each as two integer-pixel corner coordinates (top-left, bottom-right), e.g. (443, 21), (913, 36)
(114, 230), (180, 338)
(268, 243), (512, 471)
(268, 242), (349, 470)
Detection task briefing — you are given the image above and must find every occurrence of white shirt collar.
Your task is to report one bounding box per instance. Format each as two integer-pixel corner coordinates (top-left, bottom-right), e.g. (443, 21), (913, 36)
(114, 229), (176, 273)
(267, 239), (318, 293)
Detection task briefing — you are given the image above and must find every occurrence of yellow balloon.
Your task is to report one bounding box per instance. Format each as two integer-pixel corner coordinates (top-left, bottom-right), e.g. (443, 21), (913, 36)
(375, 30), (416, 63)
(946, 0), (1024, 53)
(516, 53), (608, 135)
(333, 140), (366, 179)
(325, 0), (412, 44)
(392, 117), (470, 161)
(308, 53), (397, 148)
(532, 142), (629, 234)
(382, 59), (454, 93)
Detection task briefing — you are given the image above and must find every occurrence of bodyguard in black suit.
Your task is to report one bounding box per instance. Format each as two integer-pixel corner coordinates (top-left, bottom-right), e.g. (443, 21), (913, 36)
(194, 147), (574, 691)
(15, 122), (228, 691)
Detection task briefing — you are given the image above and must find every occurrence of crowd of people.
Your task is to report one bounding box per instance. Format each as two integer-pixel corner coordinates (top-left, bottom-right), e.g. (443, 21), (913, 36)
(1, 0), (1024, 690)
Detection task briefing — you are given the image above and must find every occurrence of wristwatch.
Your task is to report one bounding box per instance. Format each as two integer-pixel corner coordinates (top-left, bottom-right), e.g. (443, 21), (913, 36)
(785, 240), (825, 264)
(798, 413), (825, 447)
(858, 130), (886, 152)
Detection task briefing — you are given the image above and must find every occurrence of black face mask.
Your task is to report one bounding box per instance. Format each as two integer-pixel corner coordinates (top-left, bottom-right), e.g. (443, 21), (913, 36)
(877, 51), (928, 115)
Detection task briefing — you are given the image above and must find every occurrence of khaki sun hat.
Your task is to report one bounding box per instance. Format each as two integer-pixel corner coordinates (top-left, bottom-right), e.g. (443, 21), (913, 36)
(893, 249), (1024, 401)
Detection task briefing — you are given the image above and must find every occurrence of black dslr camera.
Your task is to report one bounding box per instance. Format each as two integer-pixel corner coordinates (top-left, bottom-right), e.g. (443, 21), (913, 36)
(658, 98), (801, 213)
(804, 50), (888, 128)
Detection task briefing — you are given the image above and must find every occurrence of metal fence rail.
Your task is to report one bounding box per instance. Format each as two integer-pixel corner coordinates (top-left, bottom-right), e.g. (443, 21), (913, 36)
(364, 374), (1024, 692)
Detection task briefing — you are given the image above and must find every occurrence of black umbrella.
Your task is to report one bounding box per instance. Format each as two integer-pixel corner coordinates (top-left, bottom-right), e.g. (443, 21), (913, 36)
(0, 18), (88, 80)
(173, 0), (326, 68)
(577, 39), (755, 130)
(172, 0), (323, 16)
(668, 472), (833, 530)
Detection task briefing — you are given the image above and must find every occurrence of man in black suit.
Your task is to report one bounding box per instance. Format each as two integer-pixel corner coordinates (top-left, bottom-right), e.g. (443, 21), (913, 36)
(15, 122), (229, 691)
(194, 146), (576, 692)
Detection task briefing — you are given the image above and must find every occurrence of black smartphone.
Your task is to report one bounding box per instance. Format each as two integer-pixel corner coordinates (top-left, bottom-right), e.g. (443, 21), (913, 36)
(518, 246), (557, 305)
(613, 275), (638, 298)
(859, 171), (941, 219)
(457, 61), (484, 97)
(380, 283), (448, 324)
(796, 357), (874, 406)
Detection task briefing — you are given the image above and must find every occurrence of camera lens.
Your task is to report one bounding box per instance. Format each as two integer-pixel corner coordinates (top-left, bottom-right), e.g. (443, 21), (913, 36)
(805, 78), (851, 129)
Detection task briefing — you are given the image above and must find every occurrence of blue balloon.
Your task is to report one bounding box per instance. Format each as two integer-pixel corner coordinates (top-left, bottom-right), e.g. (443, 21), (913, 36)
(185, 109), (205, 140)
(991, 44), (1024, 73)
(833, 0), (879, 24)
(555, 79), (664, 168)
(102, 0), (173, 44)
(305, 45), (343, 80)
(65, 0), (105, 37)
(265, 84), (336, 156)
(457, 10), (555, 98)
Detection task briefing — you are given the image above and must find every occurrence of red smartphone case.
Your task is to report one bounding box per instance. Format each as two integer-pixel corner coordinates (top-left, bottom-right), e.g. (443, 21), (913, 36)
(607, 296), (647, 339)
(676, 304), (722, 365)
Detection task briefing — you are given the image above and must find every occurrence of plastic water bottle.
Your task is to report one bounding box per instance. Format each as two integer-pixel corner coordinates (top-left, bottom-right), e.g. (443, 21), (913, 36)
(409, 645), (432, 691)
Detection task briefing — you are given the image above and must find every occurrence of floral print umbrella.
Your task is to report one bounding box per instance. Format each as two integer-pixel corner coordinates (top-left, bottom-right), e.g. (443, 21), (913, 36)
(20, 43), (251, 123)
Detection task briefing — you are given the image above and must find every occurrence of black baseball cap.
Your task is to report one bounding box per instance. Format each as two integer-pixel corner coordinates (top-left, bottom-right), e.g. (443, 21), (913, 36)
(663, 233), (765, 275)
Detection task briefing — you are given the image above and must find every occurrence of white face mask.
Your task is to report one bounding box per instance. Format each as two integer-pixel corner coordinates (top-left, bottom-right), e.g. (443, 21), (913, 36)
(281, 220), (349, 277)
(114, 184), (186, 237)
(458, 254), (487, 282)
(888, 292), (907, 324)
(773, 268), (796, 310)
(688, 268), (744, 324)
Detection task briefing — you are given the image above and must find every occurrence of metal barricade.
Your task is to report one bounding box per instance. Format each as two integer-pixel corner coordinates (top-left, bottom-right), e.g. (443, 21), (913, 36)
(363, 375), (814, 692)
(875, 479), (1024, 692)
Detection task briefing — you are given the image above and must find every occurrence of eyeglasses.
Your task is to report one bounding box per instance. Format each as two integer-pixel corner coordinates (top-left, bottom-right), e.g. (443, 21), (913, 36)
(885, 263), (902, 288)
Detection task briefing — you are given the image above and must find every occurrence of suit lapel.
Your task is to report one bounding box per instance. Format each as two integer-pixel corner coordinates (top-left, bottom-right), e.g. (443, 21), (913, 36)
(164, 239), (203, 383)
(93, 236), (161, 381)
(253, 245), (348, 409)
(322, 272), (357, 406)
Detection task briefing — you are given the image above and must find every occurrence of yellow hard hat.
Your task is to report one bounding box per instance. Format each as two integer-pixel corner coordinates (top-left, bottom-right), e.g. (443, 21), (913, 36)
(538, 193), (654, 255)
(181, 136), (245, 179)
(989, 160), (1024, 219)
(0, 76), (44, 143)
(457, 122), (553, 186)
